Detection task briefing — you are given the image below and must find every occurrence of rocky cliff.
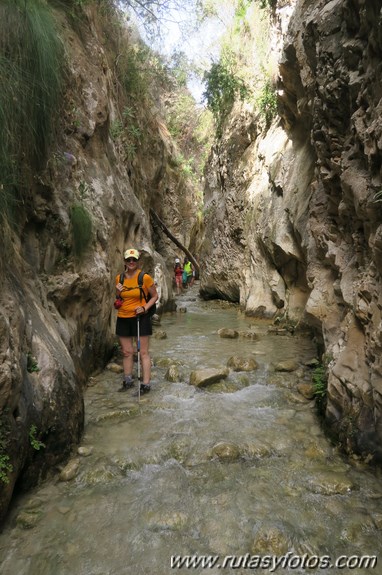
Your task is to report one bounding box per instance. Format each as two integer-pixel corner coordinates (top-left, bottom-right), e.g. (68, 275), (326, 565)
(201, 0), (382, 461)
(0, 2), (198, 522)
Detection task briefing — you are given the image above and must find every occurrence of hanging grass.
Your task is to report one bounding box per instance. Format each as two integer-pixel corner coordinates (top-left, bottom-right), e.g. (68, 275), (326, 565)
(70, 204), (93, 258)
(0, 0), (65, 230)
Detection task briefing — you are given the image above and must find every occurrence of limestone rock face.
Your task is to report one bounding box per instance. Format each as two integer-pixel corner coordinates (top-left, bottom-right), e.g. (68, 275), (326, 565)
(201, 0), (382, 459)
(0, 5), (197, 522)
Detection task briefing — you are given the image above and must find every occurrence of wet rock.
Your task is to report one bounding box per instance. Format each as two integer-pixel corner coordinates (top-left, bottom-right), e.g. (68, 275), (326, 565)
(189, 367), (229, 387)
(239, 330), (259, 340)
(208, 379), (248, 393)
(304, 442), (332, 460)
(285, 390), (310, 404)
(87, 376), (98, 387)
(151, 314), (161, 325)
(79, 466), (124, 485)
(154, 357), (173, 367)
(59, 458), (80, 482)
(178, 306), (187, 313)
(165, 364), (181, 382)
(106, 362), (123, 373)
(16, 510), (42, 529)
(268, 326), (288, 335)
(296, 382), (315, 399)
(93, 407), (140, 423)
(57, 506), (71, 515)
(210, 441), (241, 462)
(373, 514), (382, 530)
(251, 525), (290, 555)
(227, 356), (258, 371)
(243, 443), (272, 459)
(305, 358), (320, 368)
(274, 360), (299, 372)
(154, 330), (167, 339)
(77, 446), (93, 457)
(147, 510), (188, 531)
(218, 328), (239, 338)
(306, 472), (357, 495)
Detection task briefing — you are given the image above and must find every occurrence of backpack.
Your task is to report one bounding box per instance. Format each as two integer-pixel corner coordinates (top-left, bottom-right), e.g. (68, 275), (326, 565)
(119, 270), (157, 316)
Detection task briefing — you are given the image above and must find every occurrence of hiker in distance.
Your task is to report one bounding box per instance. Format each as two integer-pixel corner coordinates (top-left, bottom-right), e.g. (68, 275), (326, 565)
(115, 248), (158, 393)
(174, 258), (183, 295)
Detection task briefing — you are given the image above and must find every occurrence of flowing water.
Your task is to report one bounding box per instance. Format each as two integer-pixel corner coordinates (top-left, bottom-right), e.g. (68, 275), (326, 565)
(1, 285), (382, 574)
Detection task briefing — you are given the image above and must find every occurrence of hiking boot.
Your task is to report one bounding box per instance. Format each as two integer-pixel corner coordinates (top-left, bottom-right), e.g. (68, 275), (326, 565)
(118, 375), (134, 392)
(139, 384), (151, 395)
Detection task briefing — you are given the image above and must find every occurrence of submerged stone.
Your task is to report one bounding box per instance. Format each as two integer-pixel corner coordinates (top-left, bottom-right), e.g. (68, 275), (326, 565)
(189, 368), (229, 387)
(227, 356), (258, 371)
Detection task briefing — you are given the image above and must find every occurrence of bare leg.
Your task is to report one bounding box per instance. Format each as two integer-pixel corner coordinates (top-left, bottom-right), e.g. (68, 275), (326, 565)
(119, 336), (134, 377)
(139, 335), (151, 385)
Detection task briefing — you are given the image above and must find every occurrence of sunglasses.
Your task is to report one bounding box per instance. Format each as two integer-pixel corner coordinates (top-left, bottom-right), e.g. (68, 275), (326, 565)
(125, 258), (138, 263)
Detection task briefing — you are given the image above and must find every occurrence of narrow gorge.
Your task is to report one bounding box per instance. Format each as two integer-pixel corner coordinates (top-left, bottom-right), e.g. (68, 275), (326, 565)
(0, 0), (382, 529)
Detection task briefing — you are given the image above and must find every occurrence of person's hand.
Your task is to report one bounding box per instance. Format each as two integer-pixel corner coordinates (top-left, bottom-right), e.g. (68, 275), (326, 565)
(116, 282), (123, 292)
(135, 305), (146, 315)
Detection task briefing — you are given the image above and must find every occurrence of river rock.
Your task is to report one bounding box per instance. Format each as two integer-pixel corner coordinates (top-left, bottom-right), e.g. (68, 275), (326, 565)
(210, 441), (241, 461)
(154, 330), (167, 339)
(93, 407), (140, 423)
(16, 511), (42, 529)
(274, 360), (299, 372)
(154, 357), (173, 367)
(305, 358), (320, 368)
(239, 330), (259, 340)
(251, 525), (290, 555)
(59, 458), (80, 482)
(189, 367), (229, 387)
(243, 443), (272, 459)
(165, 364), (181, 382)
(306, 472), (356, 495)
(373, 514), (382, 530)
(296, 382), (315, 399)
(227, 356), (258, 371)
(105, 362), (123, 373)
(147, 510), (188, 531)
(218, 328), (239, 338)
(77, 446), (93, 457)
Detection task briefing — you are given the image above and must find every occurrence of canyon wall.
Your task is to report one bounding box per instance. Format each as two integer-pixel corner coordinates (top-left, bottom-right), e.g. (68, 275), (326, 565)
(201, 0), (382, 460)
(0, 3), (197, 522)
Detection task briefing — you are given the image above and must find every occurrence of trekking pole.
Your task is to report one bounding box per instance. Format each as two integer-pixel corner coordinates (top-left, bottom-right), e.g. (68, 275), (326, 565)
(137, 314), (141, 403)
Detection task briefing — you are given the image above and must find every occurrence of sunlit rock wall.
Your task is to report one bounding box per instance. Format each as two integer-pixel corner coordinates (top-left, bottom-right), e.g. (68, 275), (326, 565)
(201, 0), (382, 460)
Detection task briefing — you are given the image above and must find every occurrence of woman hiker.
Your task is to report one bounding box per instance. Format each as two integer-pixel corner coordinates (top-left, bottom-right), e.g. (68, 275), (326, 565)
(115, 248), (158, 393)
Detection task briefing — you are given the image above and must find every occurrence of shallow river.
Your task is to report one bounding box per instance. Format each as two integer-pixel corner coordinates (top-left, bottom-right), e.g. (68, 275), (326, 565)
(1, 286), (381, 574)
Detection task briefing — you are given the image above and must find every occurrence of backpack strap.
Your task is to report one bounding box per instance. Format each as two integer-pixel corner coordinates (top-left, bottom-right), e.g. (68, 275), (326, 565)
(138, 270), (149, 303)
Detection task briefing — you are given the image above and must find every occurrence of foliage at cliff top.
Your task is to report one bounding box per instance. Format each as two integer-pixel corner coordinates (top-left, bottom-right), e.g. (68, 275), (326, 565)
(201, 0), (279, 134)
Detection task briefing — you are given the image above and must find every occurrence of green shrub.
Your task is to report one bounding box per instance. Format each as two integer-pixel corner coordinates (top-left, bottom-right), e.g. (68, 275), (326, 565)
(257, 80), (278, 125)
(0, 454), (12, 485)
(0, 417), (12, 484)
(27, 352), (40, 373)
(203, 59), (249, 135)
(29, 425), (46, 451)
(70, 204), (93, 258)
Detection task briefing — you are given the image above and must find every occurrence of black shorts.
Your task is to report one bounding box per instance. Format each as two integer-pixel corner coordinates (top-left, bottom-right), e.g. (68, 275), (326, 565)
(116, 314), (152, 337)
